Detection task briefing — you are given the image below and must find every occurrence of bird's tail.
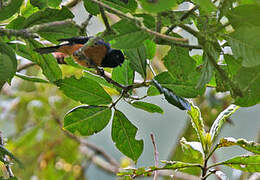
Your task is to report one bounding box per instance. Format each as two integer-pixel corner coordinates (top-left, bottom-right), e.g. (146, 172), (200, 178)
(34, 45), (62, 54)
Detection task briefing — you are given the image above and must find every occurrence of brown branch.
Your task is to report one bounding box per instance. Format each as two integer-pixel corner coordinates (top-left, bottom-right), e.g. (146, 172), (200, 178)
(88, 0), (187, 43)
(150, 134), (159, 180)
(0, 132), (14, 178)
(80, 14), (93, 35)
(99, 6), (112, 32)
(165, 5), (199, 35)
(0, 28), (38, 38)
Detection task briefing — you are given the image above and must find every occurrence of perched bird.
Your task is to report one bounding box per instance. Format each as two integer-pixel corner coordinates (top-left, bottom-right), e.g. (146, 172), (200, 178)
(34, 36), (125, 68)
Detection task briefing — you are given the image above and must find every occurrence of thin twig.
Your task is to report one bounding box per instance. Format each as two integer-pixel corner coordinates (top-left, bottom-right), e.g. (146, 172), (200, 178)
(165, 5), (199, 35)
(88, 0), (188, 43)
(99, 6), (112, 32)
(178, 24), (201, 38)
(80, 14), (93, 35)
(150, 134), (159, 180)
(0, 132), (14, 178)
(205, 51), (242, 97)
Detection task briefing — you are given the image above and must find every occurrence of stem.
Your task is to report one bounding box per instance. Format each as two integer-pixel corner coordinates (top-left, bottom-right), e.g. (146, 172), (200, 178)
(178, 23), (201, 38)
(165, 5), (199, 35)
(99, 5), (112, 32)
(0, 132), (14, 178)
(204, 50), (242, 97)
(150, 134), (159, 180)
(80, 14), (93, 35)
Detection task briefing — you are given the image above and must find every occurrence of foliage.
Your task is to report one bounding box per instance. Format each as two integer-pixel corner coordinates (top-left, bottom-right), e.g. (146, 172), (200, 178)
(0, 0), (259, 179)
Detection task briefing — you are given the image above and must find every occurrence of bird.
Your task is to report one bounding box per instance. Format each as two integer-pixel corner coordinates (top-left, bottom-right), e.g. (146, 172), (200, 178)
(34, 36), (125, 68)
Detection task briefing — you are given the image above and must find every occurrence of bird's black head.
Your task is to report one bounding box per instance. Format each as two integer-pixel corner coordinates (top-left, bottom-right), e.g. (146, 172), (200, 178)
(101, 49), (125, 68)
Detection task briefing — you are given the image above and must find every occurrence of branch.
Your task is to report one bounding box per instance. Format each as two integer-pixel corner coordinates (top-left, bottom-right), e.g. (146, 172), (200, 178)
(0, 20), (77, 39)
(88, 0), (188, 43)
(165, 5), (199, 35)
(99, 6), (112, 32)
(0, 28), (38, 38)
(80, 14), (93, 35)
(0, 132), (14, 178)
(150, 134), (159, 180)
(205, 50), (243, 97)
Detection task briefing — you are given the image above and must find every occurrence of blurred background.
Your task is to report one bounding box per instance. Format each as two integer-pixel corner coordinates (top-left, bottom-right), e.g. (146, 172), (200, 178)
(0, 1), (259, 180)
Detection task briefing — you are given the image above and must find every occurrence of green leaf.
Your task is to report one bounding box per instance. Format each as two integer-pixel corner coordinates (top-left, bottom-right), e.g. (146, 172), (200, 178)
(0, 41), (17, 89)
(219, 137), (260, 154)
(56, 76), (112, 105)
(9, 42), (34, 60)
(234, 65), (260, 106)
(225, 55), (260, 106)
(219, 0), (236, 19)
(48, 0), (62, 7)
(64, 105), (112, 136)
(30, 0), (47, 9)
(110, 19), (151, 49)
(152, 79), (191, 110)
(226, 26), (260, 67)
(134, 14), (156, 29)
(147, 85), (160, 96)
(112, 60), (134, 90)
(6, 16), (26, 30)
(27, 39), (62, 82)
(180, 137), (204, 164)
(192, 0), (216, 14)
(139, 0), (177, 13)
(112, 110), (143, 162)
(196, 54), (214, 89)
(227, 5), (260, 28)
(124, 45), (147, 79)
(83, 0), (100, 15)
(187, 103), (206, 150)
(131, 101), (163, 114)
(84, 71), (115, 89)
(154, 71), (204, 98)
(15, 73), (49, 83)
(0, 0), (24, 21)
(35, 21), (81, 43)
(221, 155), (260, 172)
(102, 0), (137, 13)
(22, 6), (74, 28)
(21, 1), (39, 18)
(209, 104), (239, 142)
(144, 39), (156, 60)
(164, 46), (196, 77)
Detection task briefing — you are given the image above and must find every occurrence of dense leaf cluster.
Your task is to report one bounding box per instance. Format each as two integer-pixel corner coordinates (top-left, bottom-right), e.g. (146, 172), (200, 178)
(0, 0), (259, 179)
